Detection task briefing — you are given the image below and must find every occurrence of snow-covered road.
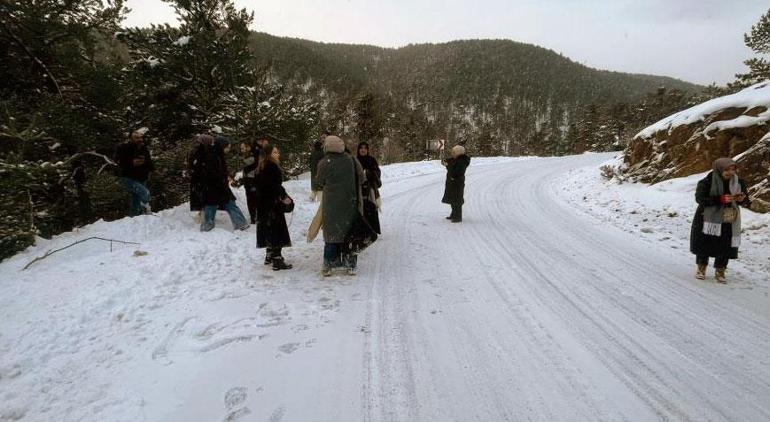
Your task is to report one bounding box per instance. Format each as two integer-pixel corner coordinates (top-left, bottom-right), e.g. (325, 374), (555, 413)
(2, 154), (769, 421)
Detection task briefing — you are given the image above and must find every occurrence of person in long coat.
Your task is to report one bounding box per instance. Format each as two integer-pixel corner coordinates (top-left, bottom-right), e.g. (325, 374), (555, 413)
(256, 144), (293, 271)
(237, 140), (260, 224)
(309, 131), (329, 201)
(356, 141), (382, 234)
(189, 135), (249, 232)
(315, 135), (364, 276)
(441, 145), (471, 223)
(690, 157), (752, 283)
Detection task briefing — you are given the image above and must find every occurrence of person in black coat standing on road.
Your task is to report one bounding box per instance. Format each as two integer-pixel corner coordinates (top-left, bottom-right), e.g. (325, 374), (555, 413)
(441, 145), (471, 223)
(357, 141), (382, 234)
(690, 157), (752, 283)
(256, 144), (293, 271)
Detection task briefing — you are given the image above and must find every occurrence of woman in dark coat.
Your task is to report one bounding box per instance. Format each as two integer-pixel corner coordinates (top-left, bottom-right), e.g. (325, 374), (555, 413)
(256, 144), (293, 271)
(237, 140), (260, 224)
(441, 145), (471, 223)
(357, 142), (382, 234)
(190, 135), (249, 232)
(690, 157), (751, 283)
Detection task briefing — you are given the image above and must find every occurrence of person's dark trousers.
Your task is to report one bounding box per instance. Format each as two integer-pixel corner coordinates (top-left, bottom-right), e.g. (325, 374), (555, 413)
(451, 203), (462, 222)
(245, 186), (258, 224)
(696, 255), (729, 268)
(324, 243), (342, 268)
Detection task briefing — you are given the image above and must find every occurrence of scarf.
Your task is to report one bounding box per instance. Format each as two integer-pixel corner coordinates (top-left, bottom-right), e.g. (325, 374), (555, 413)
(702, 158), (742, 248)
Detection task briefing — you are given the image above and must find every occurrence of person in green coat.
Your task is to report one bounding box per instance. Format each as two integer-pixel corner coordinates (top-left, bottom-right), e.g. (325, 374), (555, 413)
(315, 135), (364, 276)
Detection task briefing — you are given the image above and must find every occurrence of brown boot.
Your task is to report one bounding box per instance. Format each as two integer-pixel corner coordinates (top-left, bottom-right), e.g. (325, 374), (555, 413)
(695, 265), (706, 280)
(715, 268), (727, 283)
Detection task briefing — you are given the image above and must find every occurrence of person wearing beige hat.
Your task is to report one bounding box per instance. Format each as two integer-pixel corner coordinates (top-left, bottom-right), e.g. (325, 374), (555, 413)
(314, 136), (367, 276)
(690, 157), (752, 283)
(441, 145), (470, 223)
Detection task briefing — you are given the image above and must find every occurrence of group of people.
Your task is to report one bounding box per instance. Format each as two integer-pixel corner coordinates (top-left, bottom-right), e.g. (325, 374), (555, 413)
(114, 128), (755, 284)
(114, 128), (389, 276)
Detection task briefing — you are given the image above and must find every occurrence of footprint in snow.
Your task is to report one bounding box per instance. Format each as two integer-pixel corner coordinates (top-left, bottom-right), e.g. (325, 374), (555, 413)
(223, 386), (250, 421)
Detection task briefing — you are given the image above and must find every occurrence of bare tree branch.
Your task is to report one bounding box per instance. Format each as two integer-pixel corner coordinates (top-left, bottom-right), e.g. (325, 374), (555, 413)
(23, 237), (140, 270)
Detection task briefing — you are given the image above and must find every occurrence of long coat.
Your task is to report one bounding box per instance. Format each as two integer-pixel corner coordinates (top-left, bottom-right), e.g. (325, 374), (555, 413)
(357, 154), (382, 234)
(690, 173), (751, 259)
(316, 152), (363, 243)
(441, 154), (471, 205)
(310, 142), (325, 192)
(188, 144), (235, 209)
(256, 160), (291, 249)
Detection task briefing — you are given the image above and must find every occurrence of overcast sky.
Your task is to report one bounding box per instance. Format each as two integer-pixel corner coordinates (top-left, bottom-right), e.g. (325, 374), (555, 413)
(123, 0), (768, 85)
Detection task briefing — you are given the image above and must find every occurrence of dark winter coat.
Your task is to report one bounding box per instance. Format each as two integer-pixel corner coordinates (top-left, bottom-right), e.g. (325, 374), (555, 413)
(310, 141), (325, 191)
(316, 152), (363, 243)
(240, 149), (259, 192)
(441, 154), (471, 205)
(115, 141), (154, 182)
(256, 160), (291, 249)
(188, 144), (236, 209)
(357, 150), (382, 234)
(690, 173), (751, 259)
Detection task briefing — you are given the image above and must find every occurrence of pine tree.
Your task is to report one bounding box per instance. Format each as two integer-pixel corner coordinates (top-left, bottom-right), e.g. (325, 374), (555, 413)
(734, 8), (770, 88)
(0, 0), (127, 260)
(118, 0), (256, 142)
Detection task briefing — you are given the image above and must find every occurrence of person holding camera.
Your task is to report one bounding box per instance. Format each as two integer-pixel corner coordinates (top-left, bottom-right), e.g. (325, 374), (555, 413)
(690, 157), (752, 283)
(441, 145), (471, 223)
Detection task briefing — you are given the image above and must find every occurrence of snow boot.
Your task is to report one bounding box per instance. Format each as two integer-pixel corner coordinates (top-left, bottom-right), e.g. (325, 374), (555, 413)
(346, 267), (357, 276)
(272, 257), (292, 271)
(715, 268), (727, 283)
(322, 265), (332, 277)
(695, 265), (706, 280)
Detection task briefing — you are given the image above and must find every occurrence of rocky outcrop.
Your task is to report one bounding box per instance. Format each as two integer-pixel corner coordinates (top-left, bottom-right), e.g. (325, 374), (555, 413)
(623, 82), (770, 209)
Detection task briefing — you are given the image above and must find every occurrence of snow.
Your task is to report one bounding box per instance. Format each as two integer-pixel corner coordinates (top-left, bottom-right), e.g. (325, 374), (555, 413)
(173, 36), (191, 46)
(636, 81), (770, 139)
(2, 155), (770, 421)
(559, 153), (770, 293)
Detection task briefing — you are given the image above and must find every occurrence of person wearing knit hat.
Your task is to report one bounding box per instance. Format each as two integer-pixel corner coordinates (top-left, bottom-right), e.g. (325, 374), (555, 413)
(314, 136), (372, 276)
(441, 144), (471, 222)
(690, 157), (752, 283)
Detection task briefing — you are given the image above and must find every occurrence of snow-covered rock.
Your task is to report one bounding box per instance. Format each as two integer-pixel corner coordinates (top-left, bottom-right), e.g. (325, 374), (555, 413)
(624, 82), (770, 206)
